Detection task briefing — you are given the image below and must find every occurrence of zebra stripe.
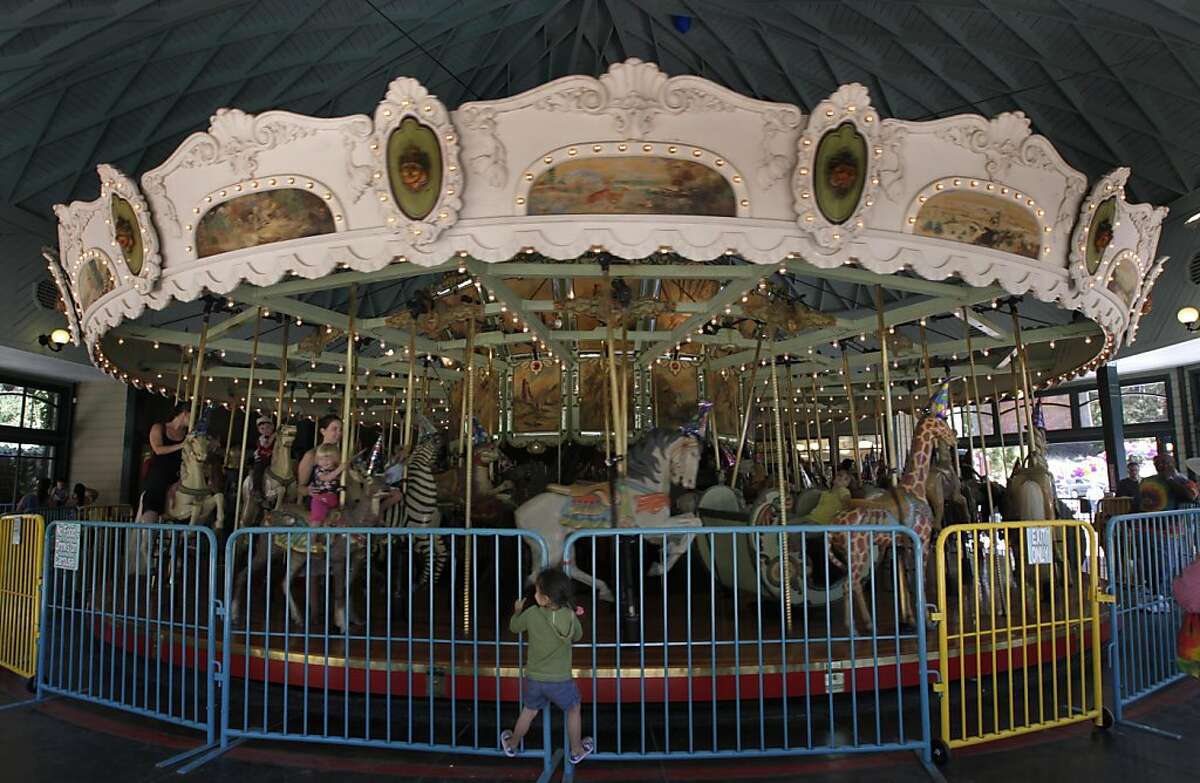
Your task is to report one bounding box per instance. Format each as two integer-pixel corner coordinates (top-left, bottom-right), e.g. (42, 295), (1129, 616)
(384, 437), (447, 584)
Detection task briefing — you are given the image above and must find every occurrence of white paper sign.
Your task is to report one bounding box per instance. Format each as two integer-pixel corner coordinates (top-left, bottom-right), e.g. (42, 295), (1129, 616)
(54, 523), (81, 571)
(1025, 526), (1053, 566)
(824, 670), (845, 693)
(10, 518), (20, 546)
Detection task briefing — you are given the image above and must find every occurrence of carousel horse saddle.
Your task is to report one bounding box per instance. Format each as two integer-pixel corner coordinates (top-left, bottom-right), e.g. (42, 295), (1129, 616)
(548, 482), (611, 502)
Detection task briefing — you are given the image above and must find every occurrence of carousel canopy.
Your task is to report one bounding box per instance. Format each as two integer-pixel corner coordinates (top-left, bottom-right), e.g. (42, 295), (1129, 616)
(4, 0), (1198, 388)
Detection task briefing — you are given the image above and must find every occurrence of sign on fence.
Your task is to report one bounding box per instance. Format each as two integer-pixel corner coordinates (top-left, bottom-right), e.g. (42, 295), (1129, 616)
(9, 518), (20, 545)
(1025, 526), (1053, 565)
(53, 523), (80, 570)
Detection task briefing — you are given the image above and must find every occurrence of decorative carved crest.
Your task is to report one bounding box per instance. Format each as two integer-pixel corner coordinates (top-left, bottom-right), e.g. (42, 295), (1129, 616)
(371, 77), (463, 246)
(793, 83), (882, 252)
(932, 111), (1086, 228)
(1068, 167), (1129, 292)
(385, 298), (485, 334)
(141, 108), (324, 236)
(531, 58), (736, 140)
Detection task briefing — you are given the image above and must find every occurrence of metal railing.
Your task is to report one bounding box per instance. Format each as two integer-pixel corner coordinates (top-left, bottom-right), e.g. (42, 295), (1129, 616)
(204, 526), (561, 778)
(15, 504), (135, 524)
(35, 520), (218, 767)
(934, 519), (1108, 757)
(0, 514), (45, 678)
(560, 524), (934, 779)
(1106, 509), (1200, 739)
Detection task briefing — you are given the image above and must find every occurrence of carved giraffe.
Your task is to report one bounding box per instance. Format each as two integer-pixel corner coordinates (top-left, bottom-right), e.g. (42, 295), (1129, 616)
(827, 410), (957, 631)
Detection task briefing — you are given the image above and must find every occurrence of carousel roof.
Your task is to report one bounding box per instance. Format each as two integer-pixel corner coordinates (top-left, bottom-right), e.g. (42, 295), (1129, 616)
(4, 0), (1200, 372)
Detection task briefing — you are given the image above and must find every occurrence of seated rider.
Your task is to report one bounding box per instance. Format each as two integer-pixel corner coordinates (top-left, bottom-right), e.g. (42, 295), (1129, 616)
(250, 416), (276, 499)
(805, 469), (853, 524)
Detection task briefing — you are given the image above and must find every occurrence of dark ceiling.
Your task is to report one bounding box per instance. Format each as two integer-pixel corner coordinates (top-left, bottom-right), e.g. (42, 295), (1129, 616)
(4, 0), (1200, 361)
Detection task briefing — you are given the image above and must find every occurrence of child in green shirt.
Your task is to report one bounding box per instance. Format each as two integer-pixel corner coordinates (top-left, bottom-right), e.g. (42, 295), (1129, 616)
(501, 567), (594, 763)
(806, 469), (853, 524)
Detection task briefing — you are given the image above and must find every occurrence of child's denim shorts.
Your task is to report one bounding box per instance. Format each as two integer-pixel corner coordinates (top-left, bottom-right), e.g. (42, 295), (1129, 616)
(523, 678), (580, 710)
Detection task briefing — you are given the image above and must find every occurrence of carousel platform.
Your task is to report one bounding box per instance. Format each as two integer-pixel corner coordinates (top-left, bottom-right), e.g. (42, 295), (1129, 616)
(92, 559), (1109, 704)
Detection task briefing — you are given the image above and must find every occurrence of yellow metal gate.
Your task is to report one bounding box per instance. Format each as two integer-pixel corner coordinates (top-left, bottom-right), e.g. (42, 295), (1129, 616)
(933, 519), (1111, 756)
(0, 514), (45, 678)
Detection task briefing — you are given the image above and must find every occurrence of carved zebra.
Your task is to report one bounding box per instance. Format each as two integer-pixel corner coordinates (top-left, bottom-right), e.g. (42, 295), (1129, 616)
(383, 434), (448, 585)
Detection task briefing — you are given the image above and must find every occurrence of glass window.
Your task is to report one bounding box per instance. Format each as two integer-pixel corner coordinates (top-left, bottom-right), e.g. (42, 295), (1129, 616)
(0, 383), (59, 431)
(1038, 394), (1072, 430)
(1121, 381), (1168, 424)
(998, 400), (1025, 434)
(1079, 390), (1101, 428)
(951, 404), (994, 438)
(0, 384), (23, 428)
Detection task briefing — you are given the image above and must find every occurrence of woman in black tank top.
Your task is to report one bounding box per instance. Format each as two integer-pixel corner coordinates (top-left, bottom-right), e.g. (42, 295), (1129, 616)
(140, 402), (191, 522)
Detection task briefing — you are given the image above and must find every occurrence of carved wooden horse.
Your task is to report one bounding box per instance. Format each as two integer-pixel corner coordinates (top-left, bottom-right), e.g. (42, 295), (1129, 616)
(827, 391), (956, 631)
(239, 424), (298, 527)
(926, 440), (973, 530)
(137, 430), (226, 529)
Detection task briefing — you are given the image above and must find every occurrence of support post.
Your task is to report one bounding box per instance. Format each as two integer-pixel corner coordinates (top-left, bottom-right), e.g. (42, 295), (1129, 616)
(462, 318), (476, 635)
(842, 347), (861, 475)
(1097, 365), (1127, 491)
(875, 286), (897, 475)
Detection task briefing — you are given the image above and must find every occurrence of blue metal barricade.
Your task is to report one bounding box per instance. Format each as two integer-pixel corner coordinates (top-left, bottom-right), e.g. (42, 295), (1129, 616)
(559, 523), (934, 779)
(204, 526), (558, 778)
(1106, 509), (1200, 738)
(36, 520), (218, 765)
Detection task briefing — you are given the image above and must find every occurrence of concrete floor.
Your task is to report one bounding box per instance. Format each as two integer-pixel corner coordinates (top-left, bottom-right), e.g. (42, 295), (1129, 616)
(0, 674), (1196, 782)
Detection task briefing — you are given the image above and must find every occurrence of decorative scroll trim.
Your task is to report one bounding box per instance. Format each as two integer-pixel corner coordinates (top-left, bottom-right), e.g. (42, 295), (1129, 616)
(42, 247), (80, 346)
(370, 77), (463, 246)
(140, 109), (367, 238)
(792, 83), (882, 252)
(97, 163), (161, 294)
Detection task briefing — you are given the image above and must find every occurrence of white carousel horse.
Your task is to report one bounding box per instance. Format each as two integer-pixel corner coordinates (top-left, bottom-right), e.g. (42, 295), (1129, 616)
(1004, 423), (1077, 596)
(238, 424), (298, 527)
(136, 430), (226, 529)
(515, 427), (704, 601)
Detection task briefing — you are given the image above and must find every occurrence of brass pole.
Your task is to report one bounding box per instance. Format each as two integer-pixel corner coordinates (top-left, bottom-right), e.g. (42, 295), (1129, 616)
(875, 286), (897, 475)
(842, 347), (862, 474)
(232, 308), (263, 530)
(621, 325), (630, 462)
(1011, 308), (1037, 446)
(601, 360), (612, 463)
(919, 321), (933, 400)
(403, 330), (417, 449)
(704, 350), (722, 477)
(963, 307), (995, 520)
(274, 320), (290, 428)
(770, 355), (792, 632)
(462, 318), (476, 634)
(188, 311), (212, 428)
(340, 286), (358, 502)
(174, 347), (187, 405)
(730, 339), (764, 490)
(811, 374), (824, 480)
(223, 400), (237, 469)
(386, 387), (400, 457)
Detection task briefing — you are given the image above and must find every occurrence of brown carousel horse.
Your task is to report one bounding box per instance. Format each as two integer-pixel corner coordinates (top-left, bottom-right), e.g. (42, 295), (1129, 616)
(926, 440), (974, 530)
(826, 386), (956, 631)
(434, 440), (515, 524)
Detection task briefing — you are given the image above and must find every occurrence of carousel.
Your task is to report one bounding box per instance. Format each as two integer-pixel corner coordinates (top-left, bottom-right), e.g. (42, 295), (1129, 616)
(45, 60), (1164, 703)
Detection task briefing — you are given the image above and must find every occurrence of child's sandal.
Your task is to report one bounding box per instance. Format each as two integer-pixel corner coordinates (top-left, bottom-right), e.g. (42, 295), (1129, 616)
(500, 730), (517, 758)
(569, 737), (594, 764)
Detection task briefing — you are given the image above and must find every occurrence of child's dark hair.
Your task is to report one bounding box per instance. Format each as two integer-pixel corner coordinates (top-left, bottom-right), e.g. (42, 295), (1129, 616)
(535, 567), (575, 611)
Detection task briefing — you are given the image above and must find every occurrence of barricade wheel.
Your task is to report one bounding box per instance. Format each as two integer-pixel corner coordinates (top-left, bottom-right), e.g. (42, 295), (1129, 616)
(24, 676), (35, 694)
(931, 738), (950, 767)
(1099, 707), (1114, 730)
